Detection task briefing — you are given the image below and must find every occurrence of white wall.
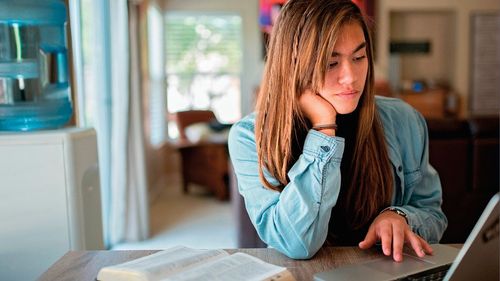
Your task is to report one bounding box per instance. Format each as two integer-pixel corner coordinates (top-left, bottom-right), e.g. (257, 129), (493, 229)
(162, 0), (264, 117)
(390, 11), (454, 85)
(376, 0), (500, 116)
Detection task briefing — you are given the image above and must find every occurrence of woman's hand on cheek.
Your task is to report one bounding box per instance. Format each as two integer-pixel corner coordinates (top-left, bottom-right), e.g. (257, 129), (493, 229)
(358, 211), (434, 262)
(298, 89), (337, 125)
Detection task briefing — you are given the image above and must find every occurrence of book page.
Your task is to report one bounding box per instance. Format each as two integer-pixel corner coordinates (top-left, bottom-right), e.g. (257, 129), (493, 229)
(97, 246), (228, 281)
(166, 252), (292, 281)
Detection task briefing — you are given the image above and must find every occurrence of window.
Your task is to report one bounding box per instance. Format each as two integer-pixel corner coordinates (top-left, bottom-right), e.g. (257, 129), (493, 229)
(148, 5), (167, 146)
(165, 13), (242, 138)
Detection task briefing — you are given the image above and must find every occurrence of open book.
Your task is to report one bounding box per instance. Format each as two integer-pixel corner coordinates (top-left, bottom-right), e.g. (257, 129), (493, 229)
(97, 246), (295, 281)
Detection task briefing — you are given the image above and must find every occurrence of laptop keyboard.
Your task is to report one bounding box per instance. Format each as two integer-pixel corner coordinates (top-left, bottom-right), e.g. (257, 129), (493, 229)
(398, 263), (452, 281)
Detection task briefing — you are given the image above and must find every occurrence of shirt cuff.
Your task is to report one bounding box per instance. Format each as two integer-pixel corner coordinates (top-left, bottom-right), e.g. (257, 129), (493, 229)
(302, 129), (344, 162)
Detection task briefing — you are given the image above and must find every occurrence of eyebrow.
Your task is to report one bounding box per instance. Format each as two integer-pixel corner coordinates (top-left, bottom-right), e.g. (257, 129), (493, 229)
(332, 42), (366, 57)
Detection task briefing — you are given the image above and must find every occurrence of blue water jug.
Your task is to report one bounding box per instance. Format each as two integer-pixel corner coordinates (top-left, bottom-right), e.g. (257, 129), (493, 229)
(0, 0), (72, 131)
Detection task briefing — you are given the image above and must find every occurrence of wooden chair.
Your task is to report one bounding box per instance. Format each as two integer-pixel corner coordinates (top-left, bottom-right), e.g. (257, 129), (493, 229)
(173, 110), (230, 200)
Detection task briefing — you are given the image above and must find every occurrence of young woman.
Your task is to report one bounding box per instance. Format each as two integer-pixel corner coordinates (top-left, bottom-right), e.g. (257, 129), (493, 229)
(228, 0), (447, 261)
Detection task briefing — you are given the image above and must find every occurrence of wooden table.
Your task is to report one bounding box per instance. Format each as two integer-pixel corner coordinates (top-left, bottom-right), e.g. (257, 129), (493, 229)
(39, 246), (461, 281)
(37, 247), (383, 280)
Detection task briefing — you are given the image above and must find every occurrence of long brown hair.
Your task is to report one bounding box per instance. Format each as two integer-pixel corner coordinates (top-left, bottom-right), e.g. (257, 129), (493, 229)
(255, 0), (393, 229)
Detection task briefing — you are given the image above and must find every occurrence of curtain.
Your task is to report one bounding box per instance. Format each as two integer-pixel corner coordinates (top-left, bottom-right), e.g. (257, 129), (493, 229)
(108, 0), (149, 246)
(70, 0), (149, 248)
(125, 0), (149, 242)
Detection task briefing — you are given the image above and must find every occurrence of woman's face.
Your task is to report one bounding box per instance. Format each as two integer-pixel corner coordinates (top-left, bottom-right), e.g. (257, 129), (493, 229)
(318, 22), (369, 115)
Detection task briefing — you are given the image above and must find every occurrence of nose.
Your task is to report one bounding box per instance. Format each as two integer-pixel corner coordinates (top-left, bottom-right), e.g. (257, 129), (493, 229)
(338, 61), (355, 85)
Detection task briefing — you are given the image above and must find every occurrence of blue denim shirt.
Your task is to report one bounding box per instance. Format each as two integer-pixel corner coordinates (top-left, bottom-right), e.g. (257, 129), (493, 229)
(228, 96), (447, 259)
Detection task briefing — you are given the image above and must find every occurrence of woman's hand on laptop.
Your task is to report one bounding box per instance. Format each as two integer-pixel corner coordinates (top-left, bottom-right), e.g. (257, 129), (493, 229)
(358, 211), (434, 262)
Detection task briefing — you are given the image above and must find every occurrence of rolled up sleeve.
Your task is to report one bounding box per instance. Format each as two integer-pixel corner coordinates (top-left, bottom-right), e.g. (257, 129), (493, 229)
(228, 118), (344, 259)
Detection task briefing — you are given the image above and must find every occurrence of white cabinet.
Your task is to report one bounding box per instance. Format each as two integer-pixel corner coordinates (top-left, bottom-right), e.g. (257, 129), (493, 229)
(0, 127), (104, 281)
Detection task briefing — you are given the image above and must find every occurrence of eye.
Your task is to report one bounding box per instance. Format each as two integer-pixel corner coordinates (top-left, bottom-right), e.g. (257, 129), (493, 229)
(328, 61), (338, 69)
(353, 55), (366, 62)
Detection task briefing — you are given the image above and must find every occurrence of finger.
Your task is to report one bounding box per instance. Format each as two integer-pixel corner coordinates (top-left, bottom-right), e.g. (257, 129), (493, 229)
(392, 224), (405, 262)
(406, 230), (426, 258)
(417, 235), (434, 255)
(359, 226), (377, 249)
(298, 90), (314, 105)
(380, 225), (392, 256)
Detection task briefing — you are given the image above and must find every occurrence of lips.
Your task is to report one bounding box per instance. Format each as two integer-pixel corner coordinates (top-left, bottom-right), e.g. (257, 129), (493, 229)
(336, 90), (359, 97)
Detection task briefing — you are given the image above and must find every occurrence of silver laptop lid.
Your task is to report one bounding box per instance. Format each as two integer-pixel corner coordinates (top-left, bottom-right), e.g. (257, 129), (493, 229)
(445, 193), (499, 281)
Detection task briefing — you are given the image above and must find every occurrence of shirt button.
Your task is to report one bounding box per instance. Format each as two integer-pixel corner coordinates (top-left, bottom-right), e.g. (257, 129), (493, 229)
(320, 146), (330, 152)
(398, 166), (403, 172)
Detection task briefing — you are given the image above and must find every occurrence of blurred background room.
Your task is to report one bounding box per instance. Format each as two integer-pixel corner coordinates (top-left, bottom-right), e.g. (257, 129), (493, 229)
(0, 0), (498, 280)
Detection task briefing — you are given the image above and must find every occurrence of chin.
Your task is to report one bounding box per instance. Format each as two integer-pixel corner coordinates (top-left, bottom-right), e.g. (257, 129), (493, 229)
(323, 93), (362, 115)
(328, 98), (360, 115)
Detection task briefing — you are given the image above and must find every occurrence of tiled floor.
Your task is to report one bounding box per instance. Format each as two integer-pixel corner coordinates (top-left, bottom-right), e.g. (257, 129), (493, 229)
(113, 174), (238, 250)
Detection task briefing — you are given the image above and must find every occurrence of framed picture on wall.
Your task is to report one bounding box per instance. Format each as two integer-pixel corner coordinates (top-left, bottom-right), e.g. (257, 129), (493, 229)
(259, 0), (287, 59)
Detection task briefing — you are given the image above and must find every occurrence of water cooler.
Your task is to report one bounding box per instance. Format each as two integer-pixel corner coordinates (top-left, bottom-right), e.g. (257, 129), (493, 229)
(0, 0), (72, 131)
(0, 1), (104, 280)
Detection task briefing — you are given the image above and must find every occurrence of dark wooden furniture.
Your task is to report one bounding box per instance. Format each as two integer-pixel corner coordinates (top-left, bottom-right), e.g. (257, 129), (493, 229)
(399, 89), (449, 119)
(38, 245), (461, 281)
(172, 110), (230, 200)
(427, 116), (499, 243)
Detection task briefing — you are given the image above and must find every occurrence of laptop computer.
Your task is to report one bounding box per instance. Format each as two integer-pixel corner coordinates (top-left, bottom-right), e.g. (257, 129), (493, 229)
(314, 193), (499, 281)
